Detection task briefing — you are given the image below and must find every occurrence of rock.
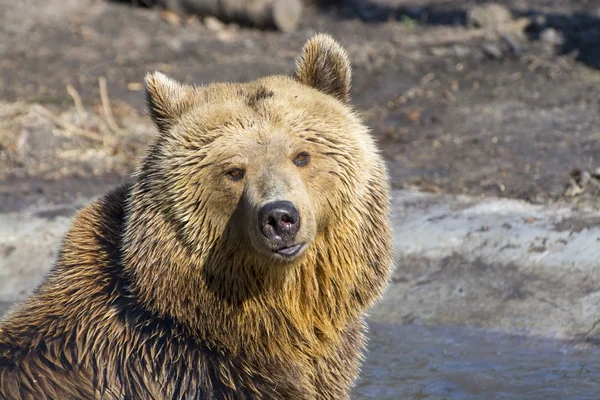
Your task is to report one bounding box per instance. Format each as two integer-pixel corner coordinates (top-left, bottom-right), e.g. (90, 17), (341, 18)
(370, 190), (600, 340)
(540, 27), (565, 47)
(533, 14), (547, 27)
(482, 42), (503, 59)
(204, 15), (225, 31)
(467, 3), (513, 29)
(452, 44), (471, 58)
(160, 9), (182, 26)
(216, 27), (238, 43)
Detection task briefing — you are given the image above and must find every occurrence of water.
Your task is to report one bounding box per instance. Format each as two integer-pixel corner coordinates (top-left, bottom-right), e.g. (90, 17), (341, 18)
(356, 322), (600, 400)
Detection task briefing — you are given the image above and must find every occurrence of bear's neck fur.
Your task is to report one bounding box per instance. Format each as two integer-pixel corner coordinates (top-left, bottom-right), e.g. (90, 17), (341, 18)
(121, 166), (391, 361)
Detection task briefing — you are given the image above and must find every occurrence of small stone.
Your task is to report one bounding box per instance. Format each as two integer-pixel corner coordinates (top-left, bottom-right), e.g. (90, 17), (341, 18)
(403, 108), (422, 124)
(482, 43), (503, 59)
(204, 16), (225, 31)
(452, 45), (471, 58)
(532, 14), (547, 27)
(540, 28), (565, 47)
(160, 10), (182, 26)
(431, 47), (449, 57)
(467, 3), (513, 29)
(216, 28), (237, 43)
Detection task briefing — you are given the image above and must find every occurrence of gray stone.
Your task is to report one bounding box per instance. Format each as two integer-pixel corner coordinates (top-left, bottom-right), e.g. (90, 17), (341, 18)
(482, 43), (503, 59)
(370, 191), (600, 341)
(540, 27), (565, 47)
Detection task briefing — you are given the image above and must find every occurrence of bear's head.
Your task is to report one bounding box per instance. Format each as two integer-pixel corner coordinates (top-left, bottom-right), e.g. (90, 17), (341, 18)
(123, 34), (392, 353)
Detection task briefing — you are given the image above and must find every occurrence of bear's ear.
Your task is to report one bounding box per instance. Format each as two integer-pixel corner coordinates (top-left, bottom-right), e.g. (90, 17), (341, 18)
(145, 71), (195, 132)
(295, 34), (352, 103)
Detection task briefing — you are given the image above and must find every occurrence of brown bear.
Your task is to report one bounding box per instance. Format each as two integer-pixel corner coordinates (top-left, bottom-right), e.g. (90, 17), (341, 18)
(0, 34), (392, 399)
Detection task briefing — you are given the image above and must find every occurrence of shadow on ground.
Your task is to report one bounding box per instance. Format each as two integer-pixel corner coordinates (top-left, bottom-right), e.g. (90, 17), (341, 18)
(325, 0), (600, 69)
(110, 0), (600, 69)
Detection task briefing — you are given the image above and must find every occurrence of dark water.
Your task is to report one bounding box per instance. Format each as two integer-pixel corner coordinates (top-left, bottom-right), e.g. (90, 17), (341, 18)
(356, 323), (600, 400)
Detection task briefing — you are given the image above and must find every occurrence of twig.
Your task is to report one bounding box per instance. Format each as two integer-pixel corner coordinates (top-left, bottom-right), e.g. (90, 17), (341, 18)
(500, 32), (521, 57)
(442, 88), (456, 102)
(66, 83), (87, 129)
(403, 17), (531, 48)
(98, 76), (123, 135)
(527, 56), (543, 72)
(34, 104), (108, 143)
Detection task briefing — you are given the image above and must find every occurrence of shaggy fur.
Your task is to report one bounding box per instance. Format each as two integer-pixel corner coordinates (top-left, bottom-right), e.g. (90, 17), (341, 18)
(0, 34), (392, 399)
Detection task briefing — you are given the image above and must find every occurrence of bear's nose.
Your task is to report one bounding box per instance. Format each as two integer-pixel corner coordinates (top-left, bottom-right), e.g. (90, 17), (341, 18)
(259, 201), (300, 242)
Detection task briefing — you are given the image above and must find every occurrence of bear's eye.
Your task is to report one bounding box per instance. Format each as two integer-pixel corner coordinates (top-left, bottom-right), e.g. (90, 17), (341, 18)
(226, 168), (245, 181)
(293, 152), (310, 167)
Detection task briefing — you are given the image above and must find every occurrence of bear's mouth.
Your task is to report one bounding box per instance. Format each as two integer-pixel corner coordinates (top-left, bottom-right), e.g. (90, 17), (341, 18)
(273, 243), (305, 258)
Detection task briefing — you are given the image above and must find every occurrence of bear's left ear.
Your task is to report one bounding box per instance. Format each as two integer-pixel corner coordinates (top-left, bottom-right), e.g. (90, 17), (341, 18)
(295, 34), (352, 103)
(145, 71), (195, 132)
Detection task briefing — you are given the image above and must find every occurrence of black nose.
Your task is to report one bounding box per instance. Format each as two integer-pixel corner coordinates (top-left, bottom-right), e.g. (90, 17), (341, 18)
(259, 201), (300, 242)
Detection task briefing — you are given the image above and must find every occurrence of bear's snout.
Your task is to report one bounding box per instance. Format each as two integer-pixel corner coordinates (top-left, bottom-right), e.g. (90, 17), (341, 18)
(259, 201), (301, 248)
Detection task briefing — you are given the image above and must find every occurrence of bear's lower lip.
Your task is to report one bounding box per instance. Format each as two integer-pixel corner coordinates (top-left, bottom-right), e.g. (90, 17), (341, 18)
(274, 243), (305, 257)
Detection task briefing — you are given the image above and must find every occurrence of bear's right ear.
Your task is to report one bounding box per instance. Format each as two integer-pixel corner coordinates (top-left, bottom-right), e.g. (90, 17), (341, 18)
(295, 34), (352, 103)
(145, 72), (195, 132)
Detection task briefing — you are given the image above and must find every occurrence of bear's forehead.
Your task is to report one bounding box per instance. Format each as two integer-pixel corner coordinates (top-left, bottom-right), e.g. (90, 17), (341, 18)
(197, 76), (348, 116)
(178, 77), (354, 138)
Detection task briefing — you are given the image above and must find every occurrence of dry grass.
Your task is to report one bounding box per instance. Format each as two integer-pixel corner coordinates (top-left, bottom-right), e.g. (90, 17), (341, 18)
(0, 79), (154, 181)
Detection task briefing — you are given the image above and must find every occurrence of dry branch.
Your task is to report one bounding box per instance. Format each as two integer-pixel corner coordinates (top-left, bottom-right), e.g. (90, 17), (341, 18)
(66, 83), (87, 129)
(34, 104), (109, 143)
(99, 76), (124, 135)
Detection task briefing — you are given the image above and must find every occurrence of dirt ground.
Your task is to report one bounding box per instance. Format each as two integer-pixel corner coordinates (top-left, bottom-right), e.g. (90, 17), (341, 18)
(2, 0), (600, 211)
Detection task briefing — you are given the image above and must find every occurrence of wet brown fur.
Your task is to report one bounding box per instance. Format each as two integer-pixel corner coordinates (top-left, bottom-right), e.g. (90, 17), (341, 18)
(0, 34), (392, 399)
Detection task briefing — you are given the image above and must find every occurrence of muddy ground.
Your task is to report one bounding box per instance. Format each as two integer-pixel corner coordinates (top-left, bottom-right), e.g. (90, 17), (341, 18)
(2, 0), (600, 211)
